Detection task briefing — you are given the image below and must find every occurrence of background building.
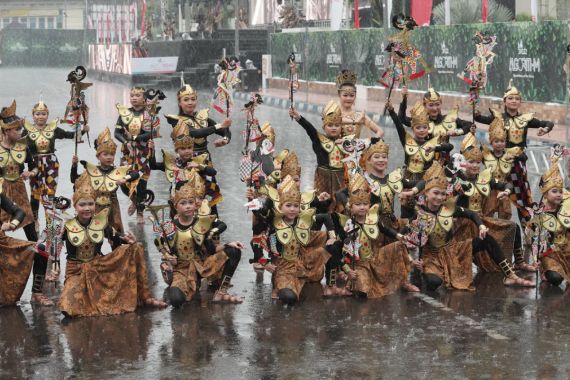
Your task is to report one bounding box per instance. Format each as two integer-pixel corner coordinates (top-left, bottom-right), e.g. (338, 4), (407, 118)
(0, 0), (86, 30)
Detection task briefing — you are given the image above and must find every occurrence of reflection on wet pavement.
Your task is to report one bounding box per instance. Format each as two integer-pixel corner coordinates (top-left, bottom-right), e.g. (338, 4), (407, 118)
(0, 68), (568, 379)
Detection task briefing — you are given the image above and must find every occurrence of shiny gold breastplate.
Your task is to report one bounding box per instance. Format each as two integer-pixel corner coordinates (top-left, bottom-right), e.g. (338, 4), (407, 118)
(318, 134), (344, 169)
(429, 107), (458, 142)
(117, 104), (145, 138)
(25, 120), (58, 154)
(170, 109), (210, 146)
(162, 150), (208, 184)
(0, 142), (27, 181)
(84, 163), (129, 206)
(367, 169), (403, 215)
(462, 169), (491, 213)
(405, 133), (439, 174)
(65, 209), (109, 262)
(175, 228), (196, 261)
(350, 204), (380, 261)
(504, 113), (533, 145)
(417, 204), (454, 249)
(274, 209), (315, 261)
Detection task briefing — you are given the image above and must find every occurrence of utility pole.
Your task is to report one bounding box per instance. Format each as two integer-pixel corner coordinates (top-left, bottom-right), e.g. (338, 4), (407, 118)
(234, 0), (240, 58)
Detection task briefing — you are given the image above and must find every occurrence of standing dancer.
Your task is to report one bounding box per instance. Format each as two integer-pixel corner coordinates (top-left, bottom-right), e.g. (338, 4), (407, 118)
(115, 87), (157, 224)
(475, 80), (554, 222)
(335, 69), (384, 138)
(397, 87), (475, 166)
(0, 100), (52, 305)
(25, 100), (88, 225)
(289, 101), (348, 198)
(165, 83), (231, 212)
(482, 119), (536, 272)
(386, 100), (453, 217)
(71, 128), (141, 234)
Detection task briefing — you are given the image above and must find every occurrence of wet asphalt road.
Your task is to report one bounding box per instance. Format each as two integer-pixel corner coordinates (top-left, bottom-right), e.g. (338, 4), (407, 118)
(0, 67), (569, 379)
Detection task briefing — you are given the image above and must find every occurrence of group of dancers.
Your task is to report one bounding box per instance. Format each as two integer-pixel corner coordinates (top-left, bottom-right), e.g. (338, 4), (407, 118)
(0, 66), (566, 317)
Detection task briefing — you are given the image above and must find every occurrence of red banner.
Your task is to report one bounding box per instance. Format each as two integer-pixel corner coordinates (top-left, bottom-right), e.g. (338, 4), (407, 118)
(411, 0), (433, 26)
(354, 0), (360, 29)
(482, 0), (489, 23)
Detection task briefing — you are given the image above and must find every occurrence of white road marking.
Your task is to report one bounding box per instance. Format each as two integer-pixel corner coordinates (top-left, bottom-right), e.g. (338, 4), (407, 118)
(412, 293), (509, 340)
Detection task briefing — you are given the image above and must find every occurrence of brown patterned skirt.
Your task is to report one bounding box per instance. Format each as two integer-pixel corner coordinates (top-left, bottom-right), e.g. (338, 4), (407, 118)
(483, 189), (513, 220)
(170, 250), (229, 301)
(1, 178), (34, 228)
(354, 241), (411, 298)
(274, 232), (330, 298)
(453, 216), (515, 272)
(0, 232), (35, 305)
(97, 195), (123, 234)
(542, 244), (570, 283)
(58, 243), (152, 317)
(314, 166), (344, 197)
(422, 239), (475, 291)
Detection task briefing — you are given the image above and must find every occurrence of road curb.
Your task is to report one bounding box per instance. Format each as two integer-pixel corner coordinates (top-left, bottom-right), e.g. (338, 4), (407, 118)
(233, 91), (383, 124)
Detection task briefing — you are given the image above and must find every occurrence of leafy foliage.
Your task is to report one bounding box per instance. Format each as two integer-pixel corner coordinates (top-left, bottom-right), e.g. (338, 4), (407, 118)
(271, 21), (567, 103)
(432, 0), (514, 25)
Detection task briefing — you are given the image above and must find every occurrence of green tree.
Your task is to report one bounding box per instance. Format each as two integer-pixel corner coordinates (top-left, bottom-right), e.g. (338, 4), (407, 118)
(432, 0), (513, 25)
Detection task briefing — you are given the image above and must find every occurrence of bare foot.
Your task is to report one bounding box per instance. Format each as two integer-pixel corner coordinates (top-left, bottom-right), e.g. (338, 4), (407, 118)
(401, 282), (420, 292)
(323, 286), (337, 297)
(271, 288), (279, 300)
(31, 293), (54, 306)
(213, 291), (243, 303)
(503, 275), (535, 287)
(45, 270), (60, 282)
(252, 262), (265, 272)
(335, 286), (353, 296)
(514, 262), (538, 272)
(144, 297), (167, 308)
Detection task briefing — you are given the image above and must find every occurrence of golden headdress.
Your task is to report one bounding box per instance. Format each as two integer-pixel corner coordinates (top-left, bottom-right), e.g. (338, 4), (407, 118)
(423, 88), (441, 103)
(171, 120), (194, 150)
(541, 159), (564, 194)
(503, 79), (521, 99)
(32, 101), (49, 113)
(130, 87), (145, 95)
(336, 69), (357, 92)
(95, 127), (117, 156)
(460, 133), (483, 162)
(260, 122), (275, 145)
(348, 172), (371, 205)
(73, 173), (97, 205)
(173, 180), (197, 205)
(423, 162), (448, 192)
(410, 102), (430, 128)
(280, 151), (301, 180)
(322, 100), (342, 126)
(187, 169), (206, 198)
(278, 175), (301, 205)
(0, 100), (24, 131)
(177, 84), (197, 100)
(488, 117), (506, 142)
(363, 140), (389, 162)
